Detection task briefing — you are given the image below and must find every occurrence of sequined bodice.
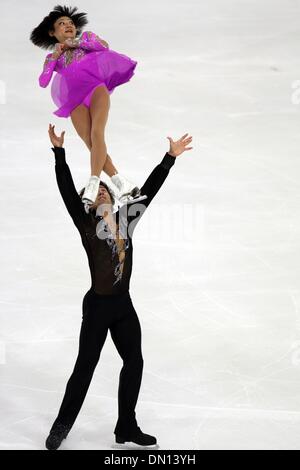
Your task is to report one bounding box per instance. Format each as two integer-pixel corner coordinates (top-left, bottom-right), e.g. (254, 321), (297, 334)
(39, 30), (108, 88)
(58, 47), (87, 67)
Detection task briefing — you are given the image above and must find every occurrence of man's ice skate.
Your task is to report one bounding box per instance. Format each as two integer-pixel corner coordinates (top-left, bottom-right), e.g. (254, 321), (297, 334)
(111, 173), (148, 206)
(82, 175), (100, 205)
(114, 426), (158, 449)
(45, 423), (71, 450)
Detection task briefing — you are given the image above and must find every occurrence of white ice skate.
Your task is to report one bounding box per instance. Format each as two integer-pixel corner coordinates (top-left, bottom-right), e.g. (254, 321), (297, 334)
(111, 173), (148, 206)
(82, 175), (101, 204)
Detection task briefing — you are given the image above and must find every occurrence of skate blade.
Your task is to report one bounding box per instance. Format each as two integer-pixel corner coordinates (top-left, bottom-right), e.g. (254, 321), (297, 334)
(111, 442), (160, 450)
(120, 194), (148, 206)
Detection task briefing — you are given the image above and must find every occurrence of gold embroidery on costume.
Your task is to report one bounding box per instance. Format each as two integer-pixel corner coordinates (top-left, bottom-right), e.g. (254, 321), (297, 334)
(62, 48), (86, 67)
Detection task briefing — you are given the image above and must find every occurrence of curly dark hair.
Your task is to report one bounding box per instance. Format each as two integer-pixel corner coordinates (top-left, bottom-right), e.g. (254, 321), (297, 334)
(30, 5), (88, 50)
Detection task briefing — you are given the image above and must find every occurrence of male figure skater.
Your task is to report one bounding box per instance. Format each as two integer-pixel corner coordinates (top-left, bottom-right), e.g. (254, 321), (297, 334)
(46, 124), (193, 450)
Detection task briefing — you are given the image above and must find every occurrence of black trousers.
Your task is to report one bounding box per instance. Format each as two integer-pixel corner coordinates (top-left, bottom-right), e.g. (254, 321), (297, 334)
(51, 288), (144, 439)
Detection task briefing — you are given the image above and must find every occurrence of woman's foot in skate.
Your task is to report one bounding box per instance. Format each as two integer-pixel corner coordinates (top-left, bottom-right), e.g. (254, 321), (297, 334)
(82, 175), (101, 207)
(110, 173), (148, 206)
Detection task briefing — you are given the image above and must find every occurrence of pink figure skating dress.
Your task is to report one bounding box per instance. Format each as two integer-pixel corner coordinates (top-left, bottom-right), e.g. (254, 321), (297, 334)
(39, 30), (137, 118)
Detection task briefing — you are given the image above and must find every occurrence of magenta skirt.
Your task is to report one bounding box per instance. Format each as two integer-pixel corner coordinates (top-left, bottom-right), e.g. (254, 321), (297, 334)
(51, 49), (137, 118)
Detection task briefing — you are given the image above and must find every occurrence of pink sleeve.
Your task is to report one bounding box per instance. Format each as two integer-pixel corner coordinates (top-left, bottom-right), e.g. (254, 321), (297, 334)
(39, 54), (58, 88)
(78, 31), (108, 51)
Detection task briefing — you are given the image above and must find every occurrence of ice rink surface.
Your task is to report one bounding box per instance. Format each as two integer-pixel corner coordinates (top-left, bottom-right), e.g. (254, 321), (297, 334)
(1, 0), (300, 450)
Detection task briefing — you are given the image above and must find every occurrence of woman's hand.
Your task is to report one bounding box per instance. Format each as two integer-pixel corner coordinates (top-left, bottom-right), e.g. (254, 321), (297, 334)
(64, 37), (79, 48)
(48, 124), (65, 148)
(52, 42), (66, 59)
(166, 133), (193, 157)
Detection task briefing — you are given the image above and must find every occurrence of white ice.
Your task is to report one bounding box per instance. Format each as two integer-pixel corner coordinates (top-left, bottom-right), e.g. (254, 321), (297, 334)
(1, 0), (300, 450)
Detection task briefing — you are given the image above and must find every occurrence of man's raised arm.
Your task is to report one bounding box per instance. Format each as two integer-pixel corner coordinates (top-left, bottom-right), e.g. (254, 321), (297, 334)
(126, 133), (193, 229)
(53, 146), (87, 231)
(138, 152), (176, 207)
(48, 124), (88, 231)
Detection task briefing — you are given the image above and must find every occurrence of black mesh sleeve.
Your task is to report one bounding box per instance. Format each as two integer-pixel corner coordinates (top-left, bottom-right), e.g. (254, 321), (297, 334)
(52, 146), (88, 232)
(125, 152), (176, 232)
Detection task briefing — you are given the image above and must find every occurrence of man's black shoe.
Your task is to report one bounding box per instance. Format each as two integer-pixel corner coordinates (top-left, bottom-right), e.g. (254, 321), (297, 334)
(45, 423), (71, 450)
(115, 426), (157, 447)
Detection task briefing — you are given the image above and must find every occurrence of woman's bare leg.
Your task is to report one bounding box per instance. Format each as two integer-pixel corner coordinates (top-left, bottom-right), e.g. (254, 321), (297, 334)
(104, 153), (118, 177)
(70, 103), (118, 177)
(89, 86), (111, 177)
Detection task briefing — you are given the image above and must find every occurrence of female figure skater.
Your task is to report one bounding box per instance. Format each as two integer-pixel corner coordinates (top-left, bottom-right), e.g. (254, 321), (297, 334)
(46, 123), (193, 450)
(30, 5), (145, 206)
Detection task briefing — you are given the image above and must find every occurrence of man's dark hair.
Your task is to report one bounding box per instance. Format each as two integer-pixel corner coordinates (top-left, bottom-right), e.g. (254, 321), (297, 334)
(30, 5), (88, 50)
(79, 181), (116, 215)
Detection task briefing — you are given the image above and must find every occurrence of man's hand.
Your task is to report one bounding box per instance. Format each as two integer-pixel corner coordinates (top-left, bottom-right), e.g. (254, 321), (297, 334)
(166, 133), (193, 157)
(48, 124), (65, 148)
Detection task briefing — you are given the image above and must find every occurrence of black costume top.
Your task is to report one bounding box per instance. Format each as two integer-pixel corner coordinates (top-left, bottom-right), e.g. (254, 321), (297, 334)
(52, 147), (176, 295)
